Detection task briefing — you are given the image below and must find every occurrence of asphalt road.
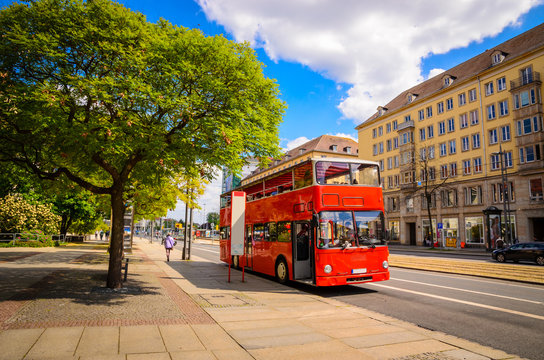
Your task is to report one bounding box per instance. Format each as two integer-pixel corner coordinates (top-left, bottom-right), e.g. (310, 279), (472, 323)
(189, 243), (544, 360)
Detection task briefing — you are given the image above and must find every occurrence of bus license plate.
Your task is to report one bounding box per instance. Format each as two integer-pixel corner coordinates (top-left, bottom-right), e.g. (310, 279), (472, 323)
(352, 268), (367, 274)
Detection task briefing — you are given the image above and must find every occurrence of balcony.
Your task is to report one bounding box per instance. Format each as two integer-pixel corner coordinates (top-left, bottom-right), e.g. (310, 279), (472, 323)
(518, 159), (544, 174)
(510, 71), (541, 91)
(397, 120), (415, 131)
(516, 131), (544, 147)
(512, 103), (542, 121)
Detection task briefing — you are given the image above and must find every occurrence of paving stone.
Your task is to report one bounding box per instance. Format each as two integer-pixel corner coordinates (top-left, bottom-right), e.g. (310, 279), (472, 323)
(360, 339), (457, 359)
(170, 350), (216, 360)
(126, 352), (171, 360)
(160, 324), (205, 352)
(343, 330), (429, 348)
(191, 324), (241, 350)
(0, 328), (44, 360)
(249, 339), (376, 360)
(120, 325), (165, 354)
(25, 327), (83, 360)
(441, 349), (491, 360)
(75, 326), (119, 357)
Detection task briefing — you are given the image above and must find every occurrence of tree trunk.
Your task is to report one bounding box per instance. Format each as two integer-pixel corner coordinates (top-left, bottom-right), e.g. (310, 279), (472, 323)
(106, 188), (125, 289)
(426, 192), (434, 247)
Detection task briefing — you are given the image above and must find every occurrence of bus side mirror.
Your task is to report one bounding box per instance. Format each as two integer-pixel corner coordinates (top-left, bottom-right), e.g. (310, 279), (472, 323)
(311, 213), (319, 228)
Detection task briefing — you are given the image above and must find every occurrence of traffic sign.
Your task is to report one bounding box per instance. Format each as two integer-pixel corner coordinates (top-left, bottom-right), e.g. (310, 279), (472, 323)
(437, 223), (443, 229)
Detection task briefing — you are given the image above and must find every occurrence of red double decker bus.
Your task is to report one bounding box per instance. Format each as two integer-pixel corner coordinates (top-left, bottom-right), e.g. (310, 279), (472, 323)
(219, 157), (389, 286)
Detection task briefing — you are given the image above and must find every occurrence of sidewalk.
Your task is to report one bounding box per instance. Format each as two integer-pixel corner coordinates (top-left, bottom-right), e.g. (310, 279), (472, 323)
(0, 238), (527, 360)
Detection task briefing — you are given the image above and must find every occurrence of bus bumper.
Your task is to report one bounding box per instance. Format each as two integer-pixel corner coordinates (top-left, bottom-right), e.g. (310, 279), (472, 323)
(315, 271), (389, 286)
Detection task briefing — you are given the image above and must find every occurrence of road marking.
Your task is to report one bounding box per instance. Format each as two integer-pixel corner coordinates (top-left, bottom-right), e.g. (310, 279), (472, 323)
(369, 283), (544, 321)
(392, 268), (544, 290)
(392, 278), (543, 305)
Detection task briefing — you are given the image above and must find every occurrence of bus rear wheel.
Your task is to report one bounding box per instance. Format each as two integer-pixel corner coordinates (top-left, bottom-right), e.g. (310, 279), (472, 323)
(275, 258), (288, 284)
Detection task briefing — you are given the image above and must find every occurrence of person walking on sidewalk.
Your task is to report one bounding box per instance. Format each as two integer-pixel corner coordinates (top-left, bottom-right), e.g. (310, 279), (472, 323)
(164, 233), (175, 262)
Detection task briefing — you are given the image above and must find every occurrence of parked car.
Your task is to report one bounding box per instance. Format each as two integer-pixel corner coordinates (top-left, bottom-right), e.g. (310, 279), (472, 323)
(492, 242), (544, 265)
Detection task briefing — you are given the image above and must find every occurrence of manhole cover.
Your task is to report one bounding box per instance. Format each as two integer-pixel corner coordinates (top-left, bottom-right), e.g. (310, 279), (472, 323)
(191, 293), (260, 308)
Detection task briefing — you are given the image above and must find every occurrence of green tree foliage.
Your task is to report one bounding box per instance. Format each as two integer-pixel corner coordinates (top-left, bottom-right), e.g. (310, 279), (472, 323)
(207, 212), (219, 227)
(51, 188), (103, 236)
(0, 194), (60, 234)
(0, 0), (285, 288)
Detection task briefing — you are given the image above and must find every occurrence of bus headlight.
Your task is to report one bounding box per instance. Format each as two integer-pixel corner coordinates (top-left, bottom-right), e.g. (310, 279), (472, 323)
(382, 261), (389, 269)
(324, 264), (332, 274)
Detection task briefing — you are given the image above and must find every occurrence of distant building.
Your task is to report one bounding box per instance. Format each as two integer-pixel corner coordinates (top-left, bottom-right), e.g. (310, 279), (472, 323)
(356, 23), (544, 247)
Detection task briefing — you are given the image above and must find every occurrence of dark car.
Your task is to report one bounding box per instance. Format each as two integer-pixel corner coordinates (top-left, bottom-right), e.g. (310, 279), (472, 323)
(492, 242), (544, 265)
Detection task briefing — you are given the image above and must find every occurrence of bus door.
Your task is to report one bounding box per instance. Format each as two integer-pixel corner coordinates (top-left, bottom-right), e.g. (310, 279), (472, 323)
(293, 221), (312, 280)
(245, 225), (253, 268)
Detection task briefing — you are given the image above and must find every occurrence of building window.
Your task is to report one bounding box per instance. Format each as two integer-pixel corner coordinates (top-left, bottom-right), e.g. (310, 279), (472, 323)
(437, 101), (444, 114)
(447, 118), (455, 132)
(521, 66), (533, 85)
(472, 133), (480, 149)
(469, 88), (477, 102)
(428, 145), (435, 159)
(463, 160), (471, 175)
(492, 182), (515, 203)
(459, 113), (468, 129)
(426, 106), (433, 118)
(394, 155), (399, 168)
(530, 179), (543, 200)
(465, 217), (483, 244)
(487, 104), (496, 120)
(427, 125), (434, 138)
(373, 129), (377, 138)
(393, 120), (398, 130)
(344, 146), (351, 154)
(470, 110), (479, 125)
(441, 189), (457, 206)
(446, 98), (453, 110)
(440, 143), (447, 157)
(439, 121), (446, 135)
(378, 126), (383, 136)
(418, 109), (425, 121)
(449, 139), (456, 154)
(517, 116), (542, 136)
(464, 186), (482, 205)
(499, 100), (508, 116)
(461, 136), (470, 151)
(474, 157), (482, 173)
(520, 145), (541, 163)
(389, 197), (400, 211)
(505, 151), (513, 168)
(386, 123), (391, 133)
(404, 115), (411, 122)
(405, 196), (414, 212)
(489, 129), (498, 144)
(501, 125), (511, 141)
(491, 153), (501, 170)
(419, 128), (426, 141)
(387, 139), (392, 151)
(420, 147), (427, 160)
(440, 164), (448, 178)
(421, 193), (436, 209)
(373, 144), (378, 156)
(428, 167), (436, 180)
(450, 162), (457, 177)
(485, 82), (494, 96)
(387, 157), (393, 170)
(497, 77), (506, 91)
(379, 142), (384, 154)
(514, 89), (537, 109)
(379, 160), (384, 171)
(394, 137), (399, 149)
(458, 93), (466, 106)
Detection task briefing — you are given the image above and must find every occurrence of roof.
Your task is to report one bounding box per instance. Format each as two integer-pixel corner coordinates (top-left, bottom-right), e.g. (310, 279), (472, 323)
(357, 22), (544, 128)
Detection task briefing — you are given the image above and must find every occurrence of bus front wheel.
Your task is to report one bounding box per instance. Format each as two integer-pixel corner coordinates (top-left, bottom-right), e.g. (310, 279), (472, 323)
(275, 258), (288, 284)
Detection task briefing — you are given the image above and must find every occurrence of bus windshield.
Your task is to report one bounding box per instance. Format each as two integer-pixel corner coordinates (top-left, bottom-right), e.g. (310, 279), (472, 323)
(317, 210), (385, 249)
(315, 161), (379, 186)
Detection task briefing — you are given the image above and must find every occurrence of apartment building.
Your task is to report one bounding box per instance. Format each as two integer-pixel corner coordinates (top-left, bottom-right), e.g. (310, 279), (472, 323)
(356, 24), (544, 248)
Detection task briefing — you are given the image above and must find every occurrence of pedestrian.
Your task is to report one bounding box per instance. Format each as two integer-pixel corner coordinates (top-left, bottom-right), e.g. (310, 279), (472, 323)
(105, 230), (110, 241)
(95, 231), (98, 240)
(164, 233), (175, 262)
(100, 230), (104, 241)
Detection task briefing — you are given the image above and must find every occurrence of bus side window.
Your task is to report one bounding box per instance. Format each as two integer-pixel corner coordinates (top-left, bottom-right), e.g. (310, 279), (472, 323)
(267, 222), (277, 242)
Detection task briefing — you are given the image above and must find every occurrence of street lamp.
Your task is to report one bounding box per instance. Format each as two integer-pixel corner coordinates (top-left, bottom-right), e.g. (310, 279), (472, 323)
(492, 144), (512, 245)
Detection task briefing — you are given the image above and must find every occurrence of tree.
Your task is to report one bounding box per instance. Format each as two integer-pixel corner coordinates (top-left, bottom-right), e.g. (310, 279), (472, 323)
(0, 194), (60, 234)
(207, 212), (219, 227)
(0, 0), (285, 288)
(407, 152), (451, 246)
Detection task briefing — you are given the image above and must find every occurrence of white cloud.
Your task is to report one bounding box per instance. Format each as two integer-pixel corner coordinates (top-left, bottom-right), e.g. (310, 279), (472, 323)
(283, 136), (310, 151)
(197, 0), (540, 123)
(427, 68), (446, 79)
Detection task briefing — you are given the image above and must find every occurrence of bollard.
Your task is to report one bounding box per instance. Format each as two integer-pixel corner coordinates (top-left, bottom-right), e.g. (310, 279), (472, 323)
(123, 258), (130, 281)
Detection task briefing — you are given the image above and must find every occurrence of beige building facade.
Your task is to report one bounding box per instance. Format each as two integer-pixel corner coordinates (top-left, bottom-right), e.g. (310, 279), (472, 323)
(356, 24), (544, 248)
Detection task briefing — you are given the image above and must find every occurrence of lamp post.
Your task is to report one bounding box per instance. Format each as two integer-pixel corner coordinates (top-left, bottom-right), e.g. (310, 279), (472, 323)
(492, 145), (511, 245)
